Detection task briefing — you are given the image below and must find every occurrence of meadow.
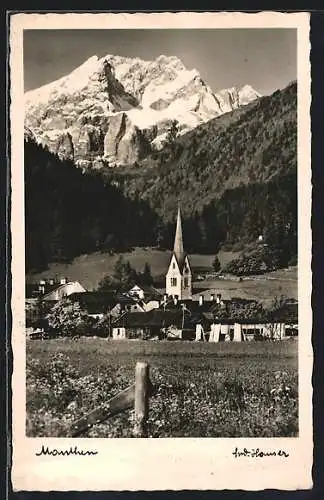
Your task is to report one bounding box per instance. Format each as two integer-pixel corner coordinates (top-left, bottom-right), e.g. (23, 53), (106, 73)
(26, 247), (297, 304)
(26, 338), (298, 438)
(26, 247), (233, 289)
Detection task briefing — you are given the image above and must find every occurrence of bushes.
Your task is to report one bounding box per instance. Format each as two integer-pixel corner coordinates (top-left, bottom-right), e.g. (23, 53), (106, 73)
(46, 299), (92, 337)
(45, 298), (110, 338)
(224, 245), (284, 276)
(218, 298), (266, 322)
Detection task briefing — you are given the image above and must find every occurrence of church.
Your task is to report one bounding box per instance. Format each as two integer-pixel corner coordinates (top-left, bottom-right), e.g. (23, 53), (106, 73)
(112, 206), (297, 342)
(165, 207), (192, 300)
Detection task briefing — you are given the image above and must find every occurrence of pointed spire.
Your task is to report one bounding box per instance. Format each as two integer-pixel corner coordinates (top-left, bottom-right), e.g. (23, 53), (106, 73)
(173, 205), (184, 265)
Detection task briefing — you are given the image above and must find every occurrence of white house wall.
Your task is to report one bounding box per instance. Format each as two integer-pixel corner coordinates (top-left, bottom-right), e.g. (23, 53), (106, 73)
(112, 327), (126, 339)
(209, 323), (221, 342)
(200, 321), (287, 342)
(128, 285), (145, 300)
(195, 323), (204, 341)
(44, 281), (86, 301)
(233, 323), (242, 342)
(144, 300), (160, 312)
(166, 254), (182, 298)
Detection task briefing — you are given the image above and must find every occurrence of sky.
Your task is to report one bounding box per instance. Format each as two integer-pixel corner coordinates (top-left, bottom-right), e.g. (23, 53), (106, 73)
(24, 29), (297, 96)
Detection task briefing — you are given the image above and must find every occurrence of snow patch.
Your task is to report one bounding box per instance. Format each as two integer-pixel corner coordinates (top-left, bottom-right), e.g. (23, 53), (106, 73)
(25, 51), (261, 164)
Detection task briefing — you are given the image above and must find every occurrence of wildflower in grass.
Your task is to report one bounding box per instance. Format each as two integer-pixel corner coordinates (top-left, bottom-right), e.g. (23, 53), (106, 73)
(26, 341), (298, 438)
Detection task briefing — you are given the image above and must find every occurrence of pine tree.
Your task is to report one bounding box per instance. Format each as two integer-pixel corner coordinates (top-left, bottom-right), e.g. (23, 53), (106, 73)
(165, 120), (179, 144)
(113, 256), (126, 282)
(212, 255), (221, 273)
(141, 262), (153, 286)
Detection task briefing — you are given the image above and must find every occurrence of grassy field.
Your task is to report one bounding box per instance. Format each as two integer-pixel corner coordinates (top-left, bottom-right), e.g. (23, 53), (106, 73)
(26, 338), (298, 438)
(194, 266), (297, 306)
(26, 247), (297, 304)
(26, 247), (231, 289)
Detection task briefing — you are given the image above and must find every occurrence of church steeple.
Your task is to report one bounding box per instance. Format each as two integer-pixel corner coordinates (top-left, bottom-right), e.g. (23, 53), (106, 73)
(173, 205), (184, 266)
(166, 206), (192, 300)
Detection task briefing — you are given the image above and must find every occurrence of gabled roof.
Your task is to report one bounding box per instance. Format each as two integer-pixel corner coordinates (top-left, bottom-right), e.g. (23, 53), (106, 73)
(128, 284), (163, 301)
(43, 281), (86, 300)
(113, 309), (193, 329)
(68, 291), (118, 314)
(26, 280), (85, 299)
(25, 283), (60, 299)
(169, 252), (191, 274)
(164, 299), (214, 316)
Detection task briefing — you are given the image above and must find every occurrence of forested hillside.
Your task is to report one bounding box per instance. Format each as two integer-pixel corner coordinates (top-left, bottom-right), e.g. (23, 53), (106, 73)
(107, 81), (297, 219)
(25, 141), (158, 272)
(25, 82), (297, 272)
(180, 173), (297, 255)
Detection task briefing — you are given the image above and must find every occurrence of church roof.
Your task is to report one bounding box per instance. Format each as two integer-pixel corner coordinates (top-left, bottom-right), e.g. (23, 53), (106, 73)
(171, 206), (191, 272)
(173, 253), (190, 273)
(173, 206), (185, 267)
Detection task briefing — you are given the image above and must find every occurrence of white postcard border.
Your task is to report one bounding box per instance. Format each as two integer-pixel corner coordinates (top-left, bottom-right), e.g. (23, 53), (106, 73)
(10, 11), (312, 491)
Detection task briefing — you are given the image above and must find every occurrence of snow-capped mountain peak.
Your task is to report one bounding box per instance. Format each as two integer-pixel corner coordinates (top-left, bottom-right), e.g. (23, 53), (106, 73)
(238, 84), (261, 105)
(24, 53), (261, 166)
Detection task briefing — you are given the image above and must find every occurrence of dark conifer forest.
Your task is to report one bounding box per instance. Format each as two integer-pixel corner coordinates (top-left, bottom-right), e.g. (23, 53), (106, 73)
(25, 82), (297, 273)
(24, 141), (158, 271)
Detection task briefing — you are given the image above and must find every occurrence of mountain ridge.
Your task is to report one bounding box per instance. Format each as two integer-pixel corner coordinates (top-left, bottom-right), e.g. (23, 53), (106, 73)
(25, 53), (261, 166)
(104, 81), (297, 220)
(24, 80), (297, 271)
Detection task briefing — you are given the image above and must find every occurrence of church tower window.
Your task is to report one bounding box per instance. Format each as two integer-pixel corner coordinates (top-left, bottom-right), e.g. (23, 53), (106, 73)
(171, 277), (177, 287)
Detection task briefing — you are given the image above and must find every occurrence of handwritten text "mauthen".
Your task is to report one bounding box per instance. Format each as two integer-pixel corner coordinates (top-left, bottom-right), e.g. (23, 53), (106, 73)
(35, 445), (98, 457)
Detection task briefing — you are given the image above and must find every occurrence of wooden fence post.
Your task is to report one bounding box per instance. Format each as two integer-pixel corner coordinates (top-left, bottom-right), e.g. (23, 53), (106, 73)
(133, 362), (149, 437)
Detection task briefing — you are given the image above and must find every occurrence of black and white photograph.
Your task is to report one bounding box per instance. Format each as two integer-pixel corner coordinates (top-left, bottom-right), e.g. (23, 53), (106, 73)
(10, 11), (312, 492)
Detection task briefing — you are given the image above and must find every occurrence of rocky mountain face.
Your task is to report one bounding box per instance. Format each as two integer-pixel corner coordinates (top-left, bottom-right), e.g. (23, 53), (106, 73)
(25, 54), (260, 167)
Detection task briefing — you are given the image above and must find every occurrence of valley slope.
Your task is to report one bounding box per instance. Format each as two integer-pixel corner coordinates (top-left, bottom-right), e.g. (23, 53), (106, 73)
(111, 81), (297, 219)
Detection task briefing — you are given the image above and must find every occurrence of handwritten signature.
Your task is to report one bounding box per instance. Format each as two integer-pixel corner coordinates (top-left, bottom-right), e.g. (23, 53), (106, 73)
(35, 445), (98, 457)
(232, 447), (289, 458)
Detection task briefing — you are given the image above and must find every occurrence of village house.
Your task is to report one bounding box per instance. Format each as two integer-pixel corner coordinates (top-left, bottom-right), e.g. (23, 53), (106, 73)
(194, 299), (298, 342)
(127, 284), (162, 312)
(67, 291), (119, 320)
(200, 319), (286, 342)
(268, 299), (298, 337)
(26, 207), (298, 343)
(110, 207), (298, 343)
(112, 308), (195, 340)
(68, 291), (147, 320)
(25, 278), (86, 335)
(26, 277), (86, 303)
(111, 298), (294, 343)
